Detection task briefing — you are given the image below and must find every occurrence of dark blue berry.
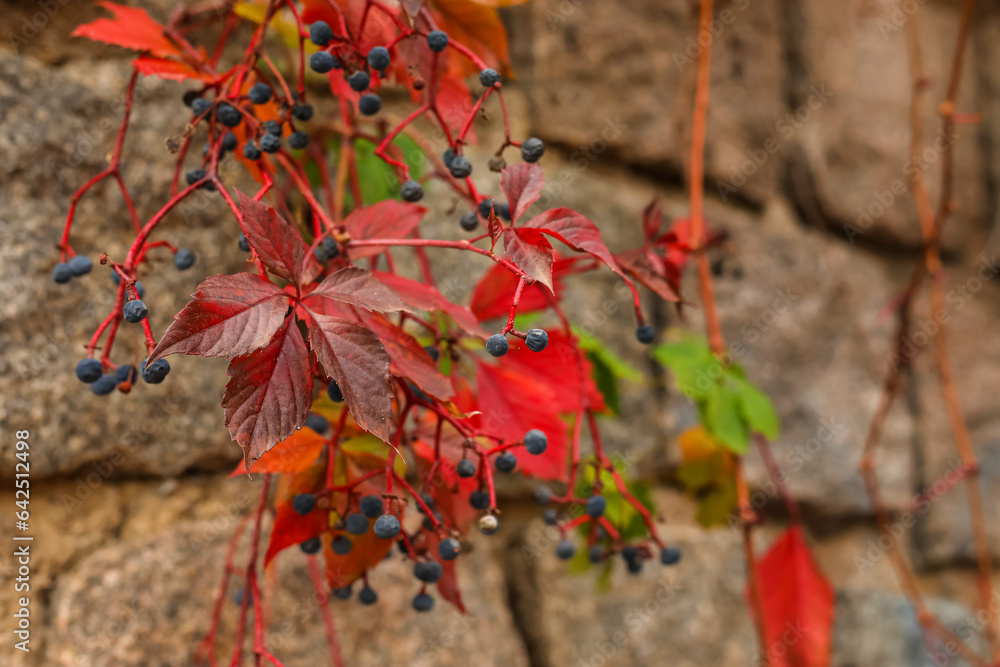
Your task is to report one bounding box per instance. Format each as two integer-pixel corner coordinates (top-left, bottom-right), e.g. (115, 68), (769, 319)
(292, 493), (316, 516)
(556, 540), (575, 560)
(358, 93), (381, 116)
(91, 374), (118, 396)
(585, 495), (606, 518)
(345, 513), (369, 535)
(359, 586), (377, 605)
(348, 71), (370, 92)
(622, 546), (640, 563)
(521, 137), (544, 163)
(327, 380), (344, 402)
(248, 83), (272, 104)
(186, 169), (206, 186)
(427, 30), (448, 52)
(309, 21), (333, 46)
(495, 452), (516, 473)
(360, 495), (383, 518)
(412, 592), (434, 612)
(192, 98), (212, 116)
(414, 561), (443, 583)
(133, 281), (144, 299)
(524, 429), (547, 455)
(292, 103), (314, 121)
(400, 180), (423, 202)
(497, 202), (511, 220)
(456, 459), (476, 478)
(239, 234), (250, 252)
(438, 538), (460, 561)
(288, 131), (309, 150)
(76, 358), (103, 383)
(448, 155), (472, 179)
(423, 345), (440, 362)
(660, 546), (682, 566)
(460, 212), (478, 231)
(479, 68), (499, 87)
(627, 559), (643, 574)
(443, 148), (457, 168)
(300, 537), (322, 554)
(52, 263), (72, 284)
(243, 141), (262, 160)
(222, 131), (237, 152)
(373, 514), (400, 539)
(115, 364), (137, 385)
(217, 103), (241, 127)
(110, 270), (122, 285)
(332, 584), (352, 600)
(486, 334), (508, 357)
(589, 544), (603, 563)
(304, 413), (329, 434)
(533, 486), (551, 505)
(469, 490), (490, 510)
(141, 358), (170, 384)
(332, 535), (353, 555)
(636, 325), (655, 344)
(321, 236), (340, 259)
(310, 51), (337, 74)
(543, 509), (558, 525)
(367, 46), (390, 71)
(123, 300), (147, 323)
(526, 328), (548, 352)
(174, 248), (196, 270)
(264, 120), (283, 136)
(260, 133), (281, 153)
(68, 255), (93, 276)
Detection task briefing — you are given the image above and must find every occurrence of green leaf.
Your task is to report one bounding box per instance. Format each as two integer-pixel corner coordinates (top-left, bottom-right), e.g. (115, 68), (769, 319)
(705, 384), (748, 454)
(575, 329), (642, 382)
(349, 135), (428, 208)
(695, 477), (738, 528)
(587, 351), (621, 415)
(734, 378), (780, 439)
(652, 337), (719, 400)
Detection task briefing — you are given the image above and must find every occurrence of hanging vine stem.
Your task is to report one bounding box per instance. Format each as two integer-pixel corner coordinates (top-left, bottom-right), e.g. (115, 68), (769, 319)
(687, 0), (769, 660)
(859, 2), (996, 663)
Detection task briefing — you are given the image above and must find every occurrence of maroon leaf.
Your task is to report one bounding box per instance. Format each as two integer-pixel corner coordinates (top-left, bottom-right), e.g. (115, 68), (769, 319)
(148, 273), (290, 363)
(524, 207), (628, 281)
(362, 312), (454, 401)
(236, 190), (308, 284)
(303, 267), (414, 314)
(372, 271), (489, 339)
(344, 200), (427, 259)
(223, 317), (313, 468)
(305, 312), (393, 441)
(500, 162), (544, 222)
(615, 248), (681, 302)
(503, 227), (554, 290)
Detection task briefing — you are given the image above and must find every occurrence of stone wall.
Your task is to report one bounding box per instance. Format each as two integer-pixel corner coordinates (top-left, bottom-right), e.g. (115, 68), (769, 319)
(1, 0), (999, 665)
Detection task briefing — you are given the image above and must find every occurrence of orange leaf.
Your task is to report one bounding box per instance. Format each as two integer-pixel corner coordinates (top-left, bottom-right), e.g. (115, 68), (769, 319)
(430, 0), (513, 76)
(324, 523), (394, 589)
(72, 2), (180, 58)
(230, 428), (327, 477)
(752, 526), (834, 667)
(133, 56), (215, 83)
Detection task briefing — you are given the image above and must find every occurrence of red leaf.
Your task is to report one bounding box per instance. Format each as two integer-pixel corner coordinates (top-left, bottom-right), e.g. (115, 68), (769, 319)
(133, 56), (214, 83)
(503, 227), (554, 290)
(413, 440), (480, 532)
(223, 318), (314, 468)
(436, 70), (477, 144)
(266, 461), (327, 566)
(470, 258), (574, 321)
(305, 312), (393, 442)
(476, 362), (568, 481)
(361, 313), (454, 401)
(72, 2), (179, 58)
(372, 271), (488, 339)
(500, 163), (544, 222)
(524, 208), (628, 282)
(344, 201), (427, 259)
(615, 249), (681, 303)
(324, 525), (394, 589)
(303, 267), (413, 314)
(752, 526), (834, 667)
(502, 331), (604, 414)
(236, 190), (308, 284)
(230, 428), (326, 477)
(148, 273), (290, 363)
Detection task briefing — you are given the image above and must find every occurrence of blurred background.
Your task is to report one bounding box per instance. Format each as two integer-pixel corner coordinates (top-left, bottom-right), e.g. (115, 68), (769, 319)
(2, 0), (1000, 665)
